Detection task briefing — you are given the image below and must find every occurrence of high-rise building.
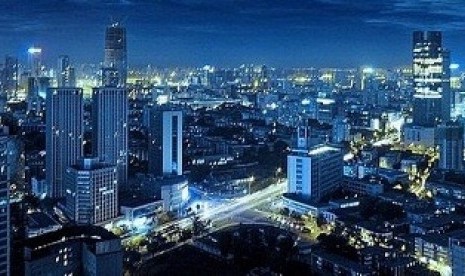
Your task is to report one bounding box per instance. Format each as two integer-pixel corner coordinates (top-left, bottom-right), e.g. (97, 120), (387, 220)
(412, 31), (451, 126)
(104, 22), (127, 87)
(65, 158), (118, 225)
(287, 145), (343, 201)
(148, 106), (183, 176)
(92, 87), (128, 186)
(46, 88), (84, 198)
(27, 47), (42, 78)
(2, 55), (18, 100)
(57, 55), (76, 87)
(0, 135), (10, 276)
(450, 231), (465, 276)
(437, 122), (464, 171)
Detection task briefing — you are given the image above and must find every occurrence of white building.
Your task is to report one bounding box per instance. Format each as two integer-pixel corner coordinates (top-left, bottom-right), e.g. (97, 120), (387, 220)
(287, 145), (343, 201)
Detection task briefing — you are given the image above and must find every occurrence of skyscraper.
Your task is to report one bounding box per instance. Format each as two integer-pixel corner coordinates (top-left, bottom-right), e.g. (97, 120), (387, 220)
(27, 47), (42, 78)
(46, 88), (84, 198)
(104, 22), (127, 87)
(412, 31), (451, 126)
(437, 122), (464, 171)
(2, 55), (18, 100)
(65, 158), (118, 225)
(57, 55), (76, 87)
(92, 87), (128, 186)
(148, 106), (183, 176)
(0, 135), (10, 276)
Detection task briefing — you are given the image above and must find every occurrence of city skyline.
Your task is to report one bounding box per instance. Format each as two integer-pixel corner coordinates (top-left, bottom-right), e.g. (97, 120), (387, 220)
(2, 0), (465, 67)
(5, 2), (465, 276)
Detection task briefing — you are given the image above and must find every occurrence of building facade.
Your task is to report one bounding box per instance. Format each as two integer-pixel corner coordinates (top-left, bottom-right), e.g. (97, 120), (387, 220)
(23, 226), (123, 276)
(65, 158), (118, 225)
(104, 22), (127, 87)
(148, 106), (183, 176)
(2, 55), (18, 100)
(437, 122), (464, 171)
(57, 55), (76, 88)
(287, 145), (343, 201)
(0, 135), (10, 276)
(92, 87), (128, 186)
(46, 88), (84, 198)
(412, 31), (451, 126)
(161, 177), (189, 214)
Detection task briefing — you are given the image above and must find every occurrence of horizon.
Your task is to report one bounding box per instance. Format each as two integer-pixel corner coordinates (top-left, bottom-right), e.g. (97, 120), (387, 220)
(2, 0), (465, 68)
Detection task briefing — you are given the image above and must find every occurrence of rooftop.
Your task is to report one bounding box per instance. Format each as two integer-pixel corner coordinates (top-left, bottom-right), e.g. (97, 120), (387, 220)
(28, 212), (61, 230)
(290, 144), (341, 158)
(24, 225), (119, 250)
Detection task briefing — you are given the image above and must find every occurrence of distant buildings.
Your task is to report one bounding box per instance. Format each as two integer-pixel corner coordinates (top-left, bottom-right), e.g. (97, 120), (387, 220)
(450, 231), (465, 276)
(437, 122), (464, 171)
(23, 226), (123, 276)
(46, 88), (84, 198)
(104, 22), (127, 87)
(65, 158), (118, 225)
(412, 31), (451, 126)
(148, 106), (183, 177)
(0, 135), (10, 276)
(2, 55), (18, 100)
(287, 145), (343, 201)
(27, 47), (42, 78)
(57, 55), (76, 87)
(92, 87), (128, 186)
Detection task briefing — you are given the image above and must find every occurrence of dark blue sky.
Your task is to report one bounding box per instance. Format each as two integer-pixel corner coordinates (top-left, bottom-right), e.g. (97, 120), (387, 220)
(2, 0), (465, 67)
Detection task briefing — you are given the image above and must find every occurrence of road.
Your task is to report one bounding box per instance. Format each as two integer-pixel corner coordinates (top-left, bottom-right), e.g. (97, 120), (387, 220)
(125, 180), (286, 242)
(132, 181), (286, 265)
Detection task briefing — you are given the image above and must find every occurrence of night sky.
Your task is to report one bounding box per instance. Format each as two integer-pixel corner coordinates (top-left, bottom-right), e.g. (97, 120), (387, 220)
(2, 0), (465, 68)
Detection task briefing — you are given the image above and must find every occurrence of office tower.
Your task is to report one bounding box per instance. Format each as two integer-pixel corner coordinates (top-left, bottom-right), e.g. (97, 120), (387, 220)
(65, 158), (118, 225)
(450, 231), (465, 276)
(0, 135), (9, 276)
(148, 106), (183, 176)
(437, 122), (464, 171)
(412, 31), (451, 126)
(104, 22), (127, 87)
(46, 88), (84, 198)
(27, 47), (42, 78)
(23, 226), (123, 276)
(92, 87), (128, 186)
(2, 55), (18, 100)
(57, 55), (76, 87)
(287, 145), (343, 201)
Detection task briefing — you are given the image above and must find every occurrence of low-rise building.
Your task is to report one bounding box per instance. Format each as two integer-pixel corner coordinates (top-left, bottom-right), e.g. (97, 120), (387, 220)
(23, 226), (123, 276)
